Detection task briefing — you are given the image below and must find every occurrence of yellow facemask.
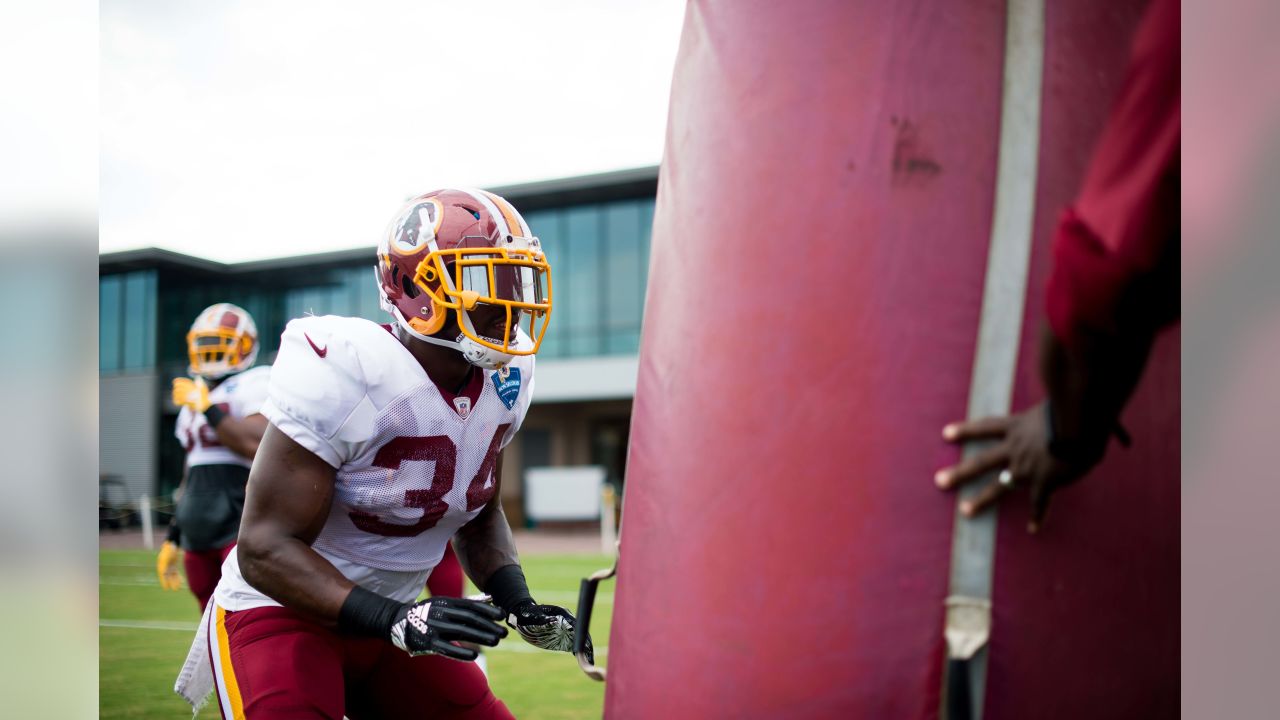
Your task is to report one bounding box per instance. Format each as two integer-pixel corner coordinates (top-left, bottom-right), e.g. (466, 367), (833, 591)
(411, 244), (553, 355)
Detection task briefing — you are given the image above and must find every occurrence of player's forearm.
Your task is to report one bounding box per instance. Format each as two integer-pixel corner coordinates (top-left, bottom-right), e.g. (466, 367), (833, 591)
(454, 501), (521, 591)
(1038, 324), (1153, 463)
(209, 415), (268, 458)
(237, 526), (354, 624)
(237, 424), (349, 620)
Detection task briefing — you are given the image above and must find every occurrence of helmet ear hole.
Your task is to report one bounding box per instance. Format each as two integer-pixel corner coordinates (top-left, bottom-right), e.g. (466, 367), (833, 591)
(401, 275), (419, 299)
(382, 277), (401, 300)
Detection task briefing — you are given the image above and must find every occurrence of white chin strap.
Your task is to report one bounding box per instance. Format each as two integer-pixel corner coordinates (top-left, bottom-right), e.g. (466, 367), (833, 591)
(380, 274), (517, 371)
(421, 327), (515, 371)
(454, 307), (519, 370)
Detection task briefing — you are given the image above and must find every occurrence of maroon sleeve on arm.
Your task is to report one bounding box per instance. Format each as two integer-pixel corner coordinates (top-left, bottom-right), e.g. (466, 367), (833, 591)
(1047, 209), (1133, 342)
(1046, 0), (1180, 346)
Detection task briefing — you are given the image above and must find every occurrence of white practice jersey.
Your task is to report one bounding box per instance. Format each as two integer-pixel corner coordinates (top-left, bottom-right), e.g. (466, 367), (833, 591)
(175, 366), (271, 468)
(214, 315), (534, 611)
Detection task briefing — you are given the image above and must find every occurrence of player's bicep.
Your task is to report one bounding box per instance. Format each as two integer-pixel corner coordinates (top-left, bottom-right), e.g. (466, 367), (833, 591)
(490, 450), (505, 505)
(460, 450), (508, 539)
(454, 448), (519, 585)
(240, 422), (336, 546)
(471, 449), (506, 520)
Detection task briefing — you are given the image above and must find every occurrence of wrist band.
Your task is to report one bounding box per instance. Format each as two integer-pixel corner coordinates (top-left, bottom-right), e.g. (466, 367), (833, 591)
(166, 521), (181, 545)
(485, 564), (534, 613)
(338, 586), (405, 638)
(203, 405), (227, 428)
(1044, 398), (1113, 468)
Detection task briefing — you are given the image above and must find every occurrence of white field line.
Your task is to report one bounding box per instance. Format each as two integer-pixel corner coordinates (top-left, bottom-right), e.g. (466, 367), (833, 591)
(101, 577), (187, 587)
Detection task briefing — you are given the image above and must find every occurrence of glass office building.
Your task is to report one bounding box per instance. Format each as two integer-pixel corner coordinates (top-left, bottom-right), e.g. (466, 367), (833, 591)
(99, 167), (656, 526)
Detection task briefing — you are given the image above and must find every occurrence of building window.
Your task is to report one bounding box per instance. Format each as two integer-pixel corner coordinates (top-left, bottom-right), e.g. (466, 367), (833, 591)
(100, 270), (155, 373)
(603, 200), (645, 354)
(100, 275), (122, 372)
(122, 271), (156, 369)
(524, 197), (653, 359)
(522, 428), (553, 469)
(590, 418), (631, 492)
(107, 194), (654, 375)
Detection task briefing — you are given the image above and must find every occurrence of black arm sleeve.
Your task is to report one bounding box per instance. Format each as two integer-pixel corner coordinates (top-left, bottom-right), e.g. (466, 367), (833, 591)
(485, 564), (534, 613)
(338, 586), (405, 638)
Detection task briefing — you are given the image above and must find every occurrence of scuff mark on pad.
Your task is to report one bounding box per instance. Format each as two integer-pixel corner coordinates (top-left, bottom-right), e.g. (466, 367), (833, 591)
(891, 116), (942, 183)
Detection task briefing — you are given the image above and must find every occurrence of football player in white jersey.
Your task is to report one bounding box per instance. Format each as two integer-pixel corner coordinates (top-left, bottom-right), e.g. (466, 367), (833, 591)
(176, 189), (588, 719)
(158, 303), (270, 611)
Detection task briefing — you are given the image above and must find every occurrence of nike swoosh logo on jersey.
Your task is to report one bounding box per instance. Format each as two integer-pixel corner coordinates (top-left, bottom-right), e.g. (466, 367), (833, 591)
(304, 333), (328, 358)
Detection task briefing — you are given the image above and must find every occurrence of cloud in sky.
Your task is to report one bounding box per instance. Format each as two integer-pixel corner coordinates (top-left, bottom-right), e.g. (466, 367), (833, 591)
(101, 0), (685, 262)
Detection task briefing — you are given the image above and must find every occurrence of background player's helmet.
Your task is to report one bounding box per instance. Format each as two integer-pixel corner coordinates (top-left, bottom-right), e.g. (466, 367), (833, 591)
(376, 188), (552, 369)
(186, 303), (259, 379)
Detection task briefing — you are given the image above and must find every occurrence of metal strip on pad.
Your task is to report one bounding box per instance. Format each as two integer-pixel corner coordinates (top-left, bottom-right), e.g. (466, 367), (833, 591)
(942, 0), (1045, 717)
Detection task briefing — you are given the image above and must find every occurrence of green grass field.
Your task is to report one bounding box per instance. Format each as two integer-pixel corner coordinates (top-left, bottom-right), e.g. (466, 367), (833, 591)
(100, 550), (612, 719)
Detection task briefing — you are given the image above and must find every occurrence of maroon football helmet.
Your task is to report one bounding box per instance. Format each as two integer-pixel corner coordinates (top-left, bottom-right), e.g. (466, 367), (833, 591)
(376, 189), (552, 369)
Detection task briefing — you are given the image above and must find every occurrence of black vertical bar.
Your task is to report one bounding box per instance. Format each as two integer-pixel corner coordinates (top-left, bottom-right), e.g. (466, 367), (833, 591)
(945, 658), (973, 720)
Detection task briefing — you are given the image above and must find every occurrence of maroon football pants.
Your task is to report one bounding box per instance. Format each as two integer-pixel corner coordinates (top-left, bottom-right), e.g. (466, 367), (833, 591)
(427, 541), (465, 598)
(208, 604), (512, 720)
(184, 543), (234, 611)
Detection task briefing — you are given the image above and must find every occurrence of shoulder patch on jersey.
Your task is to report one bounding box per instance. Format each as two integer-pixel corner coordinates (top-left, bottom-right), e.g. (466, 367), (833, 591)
(491, 366), (522, 410)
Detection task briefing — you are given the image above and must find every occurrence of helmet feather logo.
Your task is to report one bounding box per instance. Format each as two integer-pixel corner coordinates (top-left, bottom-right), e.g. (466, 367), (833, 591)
(393, 200), (440, 254)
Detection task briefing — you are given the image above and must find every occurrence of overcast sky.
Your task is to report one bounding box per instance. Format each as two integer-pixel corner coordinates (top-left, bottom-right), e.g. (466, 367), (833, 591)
(100, 0), (685, 262)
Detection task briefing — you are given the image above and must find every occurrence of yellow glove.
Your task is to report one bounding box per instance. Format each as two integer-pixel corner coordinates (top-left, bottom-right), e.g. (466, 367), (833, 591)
(172, 376), (211, 412)
(156, 541), (183, 591)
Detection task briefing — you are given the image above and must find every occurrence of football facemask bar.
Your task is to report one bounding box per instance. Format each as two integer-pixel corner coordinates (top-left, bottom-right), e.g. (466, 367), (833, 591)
(188, 330), (252, 374)
(186, 304), (258, 378)
(407, 235), (552, 370)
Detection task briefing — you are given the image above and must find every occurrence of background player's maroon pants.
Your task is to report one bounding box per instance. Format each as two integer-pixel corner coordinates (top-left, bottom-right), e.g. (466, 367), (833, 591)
(427, 542), (465, 598)
(210, 604), (512, 720)
(183, 543), (234, 611)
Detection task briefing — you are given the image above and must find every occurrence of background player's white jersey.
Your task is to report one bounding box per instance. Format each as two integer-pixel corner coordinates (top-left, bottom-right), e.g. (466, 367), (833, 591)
(175, 365), (271, 468)
(215, 315), (534, 610)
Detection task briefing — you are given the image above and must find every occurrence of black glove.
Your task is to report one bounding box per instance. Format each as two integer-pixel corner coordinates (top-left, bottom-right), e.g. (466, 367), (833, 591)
(391, 597), (507, 660)
(339, 586), (506, 661)
(508, 599), (594, 664)
(487, 563), (593, 662)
